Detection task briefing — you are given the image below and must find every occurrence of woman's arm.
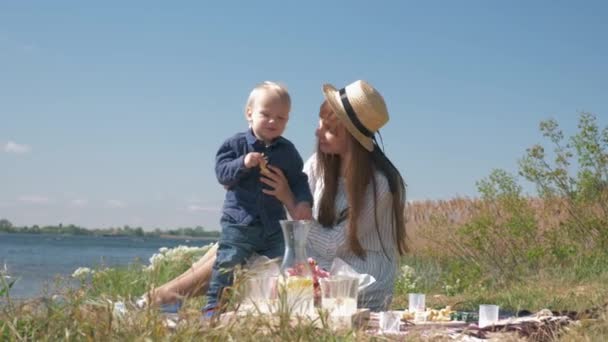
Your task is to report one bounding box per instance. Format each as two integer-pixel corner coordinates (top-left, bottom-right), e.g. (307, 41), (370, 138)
(352, 174), (397, 254)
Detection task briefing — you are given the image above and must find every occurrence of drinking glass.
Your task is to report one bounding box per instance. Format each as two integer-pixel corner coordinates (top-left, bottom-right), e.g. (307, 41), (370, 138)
(319, 276), (359, 316)
(478, 304), (499, 328)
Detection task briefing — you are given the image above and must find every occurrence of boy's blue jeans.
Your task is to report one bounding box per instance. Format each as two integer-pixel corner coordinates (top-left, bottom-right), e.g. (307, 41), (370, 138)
(203, 223), (285, 312)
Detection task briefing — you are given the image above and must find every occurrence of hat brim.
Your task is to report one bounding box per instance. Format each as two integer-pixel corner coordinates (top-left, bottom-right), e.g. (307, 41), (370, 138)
(322, 83), (374, 151)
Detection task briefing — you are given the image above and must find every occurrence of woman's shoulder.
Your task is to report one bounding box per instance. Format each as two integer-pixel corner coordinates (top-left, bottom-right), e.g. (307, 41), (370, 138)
(372, 169), (391, 193)
(303, 153), (318, 177)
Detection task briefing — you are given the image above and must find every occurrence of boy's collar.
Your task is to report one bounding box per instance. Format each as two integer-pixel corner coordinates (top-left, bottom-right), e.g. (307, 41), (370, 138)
(245, 129), (285, 147)
(245, 129), (258, 145)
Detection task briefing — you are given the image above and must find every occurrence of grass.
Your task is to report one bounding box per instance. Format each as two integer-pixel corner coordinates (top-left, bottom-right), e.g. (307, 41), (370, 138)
(5, 261), (606, 341)
(2, 198), (607, 340)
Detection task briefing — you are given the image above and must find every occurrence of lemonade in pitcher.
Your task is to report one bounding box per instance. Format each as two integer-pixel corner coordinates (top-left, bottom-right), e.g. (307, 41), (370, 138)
(279, 220), (315, 317)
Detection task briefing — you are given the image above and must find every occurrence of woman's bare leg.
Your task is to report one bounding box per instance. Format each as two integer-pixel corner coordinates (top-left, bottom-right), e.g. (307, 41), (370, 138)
(147, 243), (218, 305)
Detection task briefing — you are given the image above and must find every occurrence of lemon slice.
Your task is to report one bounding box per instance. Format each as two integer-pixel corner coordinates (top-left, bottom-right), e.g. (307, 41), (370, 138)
(286, 276), (313, 290)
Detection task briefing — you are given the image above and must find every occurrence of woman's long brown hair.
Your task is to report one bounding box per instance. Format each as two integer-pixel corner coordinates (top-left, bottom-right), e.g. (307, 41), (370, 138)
(316, 101), (408, 258)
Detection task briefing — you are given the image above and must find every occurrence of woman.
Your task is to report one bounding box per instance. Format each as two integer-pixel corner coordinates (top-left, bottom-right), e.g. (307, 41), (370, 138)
(144, 80), (407, 312)
(263, 80), (407, 310)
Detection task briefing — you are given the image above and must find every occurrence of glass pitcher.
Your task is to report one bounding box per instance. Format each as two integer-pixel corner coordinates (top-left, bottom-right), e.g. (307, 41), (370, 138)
(279, 220), (315, 316)
(280, 220), (313, 276)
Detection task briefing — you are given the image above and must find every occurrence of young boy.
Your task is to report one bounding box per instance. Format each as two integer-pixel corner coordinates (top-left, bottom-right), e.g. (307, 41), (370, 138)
(203, 81), (313, 315)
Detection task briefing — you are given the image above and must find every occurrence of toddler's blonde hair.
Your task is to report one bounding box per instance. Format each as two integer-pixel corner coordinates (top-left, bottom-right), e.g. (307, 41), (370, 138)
(245, 81), (291, 114)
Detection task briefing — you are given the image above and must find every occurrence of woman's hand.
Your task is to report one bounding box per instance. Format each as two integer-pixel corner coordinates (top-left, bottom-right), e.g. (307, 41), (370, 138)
(260, 165), (296, 211)
(293, 202), (313, 220)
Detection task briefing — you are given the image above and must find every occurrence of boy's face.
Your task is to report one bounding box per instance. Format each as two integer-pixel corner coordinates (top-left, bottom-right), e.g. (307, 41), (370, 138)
(246, 91), (290, 143)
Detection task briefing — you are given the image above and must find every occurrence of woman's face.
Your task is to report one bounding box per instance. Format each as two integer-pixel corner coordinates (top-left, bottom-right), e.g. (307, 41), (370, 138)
(315, 102), (349, 155)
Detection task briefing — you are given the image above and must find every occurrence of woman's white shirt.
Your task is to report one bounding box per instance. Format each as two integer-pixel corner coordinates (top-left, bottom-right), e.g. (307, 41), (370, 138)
(304, 154), (399, 311)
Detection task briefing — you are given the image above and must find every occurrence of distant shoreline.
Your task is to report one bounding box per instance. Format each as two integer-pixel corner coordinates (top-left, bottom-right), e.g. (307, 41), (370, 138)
(0, 219), (220, 240)
(0, 231), (219, 240)
(158, 234), (218, 241)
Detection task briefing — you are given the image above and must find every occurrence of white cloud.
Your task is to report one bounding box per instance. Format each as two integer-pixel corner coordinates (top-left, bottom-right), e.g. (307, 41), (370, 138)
(69, 199), (89, 207)
(186, 204), (221, 212)
(18, 195), (50, 204)
(106, 200), (127, 208)
(4, 141), (31, 154)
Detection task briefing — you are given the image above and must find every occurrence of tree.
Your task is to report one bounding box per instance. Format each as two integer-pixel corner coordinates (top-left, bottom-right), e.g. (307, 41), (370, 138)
(0, 219), (13, 232)
(0, 219), (12, 229)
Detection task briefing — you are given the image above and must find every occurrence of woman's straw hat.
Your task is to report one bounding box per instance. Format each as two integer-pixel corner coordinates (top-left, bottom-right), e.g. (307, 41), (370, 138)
(322, 80), (389, 151)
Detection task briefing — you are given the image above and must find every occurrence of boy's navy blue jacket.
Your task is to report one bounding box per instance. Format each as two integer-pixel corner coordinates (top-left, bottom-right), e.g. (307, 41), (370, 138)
(215, 129), (313, 233)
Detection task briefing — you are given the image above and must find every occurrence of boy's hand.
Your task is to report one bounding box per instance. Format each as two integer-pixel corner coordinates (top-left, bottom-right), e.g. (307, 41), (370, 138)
(244, 152), (264, 168)
(293, 202), (313, 220)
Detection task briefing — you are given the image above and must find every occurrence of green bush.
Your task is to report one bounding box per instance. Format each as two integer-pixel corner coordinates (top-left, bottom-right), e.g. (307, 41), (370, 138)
(519, 112), (608, 254)
(417, 112), (607, 291)
(454, 169), (543, 281)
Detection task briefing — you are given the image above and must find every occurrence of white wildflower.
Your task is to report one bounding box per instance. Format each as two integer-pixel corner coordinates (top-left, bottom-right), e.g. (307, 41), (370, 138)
(1, 262), (11, 280)
(144, 243), (214, 272)
(442, 278), (461, 296)
(395, 264), (421, 293)
(72, 267), (95, 278)
(400, 265), (415, 278)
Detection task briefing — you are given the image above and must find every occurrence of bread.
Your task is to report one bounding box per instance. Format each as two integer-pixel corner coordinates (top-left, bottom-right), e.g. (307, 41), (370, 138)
(259, 154), (269, 173)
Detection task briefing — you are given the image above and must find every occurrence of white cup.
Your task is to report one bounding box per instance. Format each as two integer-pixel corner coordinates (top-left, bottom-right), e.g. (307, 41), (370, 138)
(242, 276), (278, 313)
(478, 304), (499, 328)
(408, 293), (425, 313)
(379, 311), (401, 333)
(319, 276), (359, 317)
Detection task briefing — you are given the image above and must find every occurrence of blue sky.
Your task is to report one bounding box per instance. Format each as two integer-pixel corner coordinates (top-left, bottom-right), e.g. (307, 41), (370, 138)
(1, 1), (607, 230)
